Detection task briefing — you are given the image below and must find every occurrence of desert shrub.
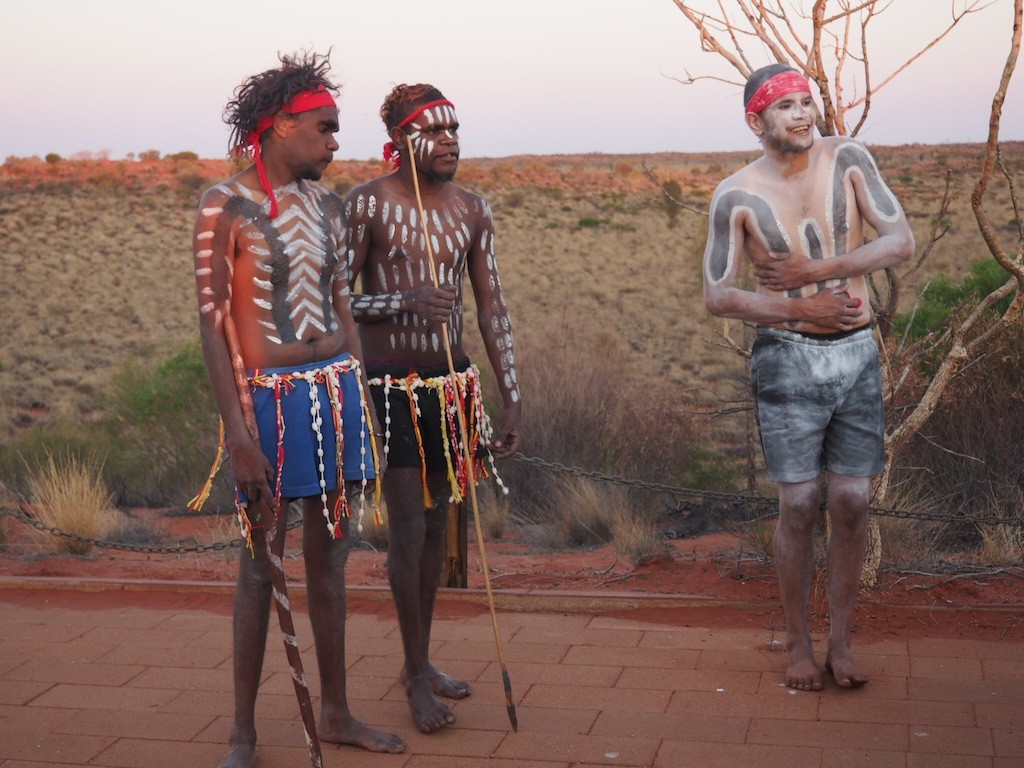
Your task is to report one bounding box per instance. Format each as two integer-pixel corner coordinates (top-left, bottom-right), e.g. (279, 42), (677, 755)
(662, 179), (682, 229)
(1, 343), (228, 509)
(728, 516), (776, 564)
(45, 153), (62, 164)
(168, 151), (199, 162)
(332, 177), (355, 197)
(503, 190), (527, 209)
(520, 476), (621, 552)
(0, 421), (97, 490)
(481, 319), (740, 547)
(894, 258), (1015, 342)
(977, 490), (1024, 564)
(612, 508), (669, 565)
(888, 327), (1024, 555)
(577, 217), (603, 228)
(26, 453), (121, 555)
(475, 480), (509, 540)
(99, 342), (223, 506)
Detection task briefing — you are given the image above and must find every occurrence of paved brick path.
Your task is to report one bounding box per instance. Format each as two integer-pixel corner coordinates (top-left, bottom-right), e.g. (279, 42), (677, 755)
(1, 579), (1021, 767)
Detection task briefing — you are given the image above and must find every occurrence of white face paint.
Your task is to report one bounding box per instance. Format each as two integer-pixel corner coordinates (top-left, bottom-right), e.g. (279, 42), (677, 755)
(406, 104), (459, 167)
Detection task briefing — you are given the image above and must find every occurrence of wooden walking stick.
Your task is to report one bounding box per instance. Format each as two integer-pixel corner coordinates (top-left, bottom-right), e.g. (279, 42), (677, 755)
(405, 135), (519, 732)
(222, 314), (325, 768)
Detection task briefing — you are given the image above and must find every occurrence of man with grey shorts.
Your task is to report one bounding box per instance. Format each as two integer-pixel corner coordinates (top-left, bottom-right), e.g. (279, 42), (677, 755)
(702, 64), (914, 691)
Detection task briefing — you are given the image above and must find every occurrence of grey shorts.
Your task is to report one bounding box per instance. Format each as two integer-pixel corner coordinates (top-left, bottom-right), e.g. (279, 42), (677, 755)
(750, 326), (885, 484)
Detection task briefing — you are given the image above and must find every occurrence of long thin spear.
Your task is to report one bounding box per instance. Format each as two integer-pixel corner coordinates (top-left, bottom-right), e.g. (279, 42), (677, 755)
(222, 314), (325, 768)
(405, 135), (518, 732)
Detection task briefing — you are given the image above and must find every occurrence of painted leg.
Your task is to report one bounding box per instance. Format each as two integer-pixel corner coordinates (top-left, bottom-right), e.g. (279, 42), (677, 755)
(385, 469), (457, 733)
(775, 479), (825, 692)
(303, 493), (406, 752)
(219, 510), (277, 768)
(824, 474), (870, 689)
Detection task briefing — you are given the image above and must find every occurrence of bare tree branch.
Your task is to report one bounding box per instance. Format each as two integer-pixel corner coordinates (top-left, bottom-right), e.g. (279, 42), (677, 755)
(641, 161), (710, 217)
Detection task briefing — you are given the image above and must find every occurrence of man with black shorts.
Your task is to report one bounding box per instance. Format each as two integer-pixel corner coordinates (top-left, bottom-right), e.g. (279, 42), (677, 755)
(702, 64), (914, 691)
(344, 84), (521, 733)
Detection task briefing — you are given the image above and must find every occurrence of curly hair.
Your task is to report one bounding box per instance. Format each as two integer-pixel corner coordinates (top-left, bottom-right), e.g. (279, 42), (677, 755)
(224, 50), (340, 153)
(379, 83), (447, 131)
(743, 63), (798, 110)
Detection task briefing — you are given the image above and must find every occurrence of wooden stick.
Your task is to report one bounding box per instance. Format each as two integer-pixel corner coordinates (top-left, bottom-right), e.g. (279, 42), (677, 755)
(222, 314), (325, 768)
(404, 136), (518, 732)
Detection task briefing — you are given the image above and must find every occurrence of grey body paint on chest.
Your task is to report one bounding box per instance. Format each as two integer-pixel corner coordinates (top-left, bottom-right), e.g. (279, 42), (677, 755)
(707, 189), (790, 284)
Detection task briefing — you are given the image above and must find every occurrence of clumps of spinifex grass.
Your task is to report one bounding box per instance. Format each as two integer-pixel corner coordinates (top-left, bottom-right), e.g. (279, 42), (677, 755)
(26, 453), (121, 555)
(611, 508), (669, 566)
(978, 492), (1024, 565)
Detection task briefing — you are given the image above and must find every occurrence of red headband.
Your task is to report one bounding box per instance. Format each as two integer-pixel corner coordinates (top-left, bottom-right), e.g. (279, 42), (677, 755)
(745, 71), (811, 115)
(239, 85), (337, 218)
(382, 99), (455, 169)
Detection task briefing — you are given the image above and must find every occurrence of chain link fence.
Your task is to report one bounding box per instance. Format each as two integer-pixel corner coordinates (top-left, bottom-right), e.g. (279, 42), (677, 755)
(1, 451), (1020, 555)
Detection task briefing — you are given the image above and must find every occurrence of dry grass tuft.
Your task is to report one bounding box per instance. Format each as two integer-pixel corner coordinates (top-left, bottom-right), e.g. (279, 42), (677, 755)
(876, 500), (948, 571)
(730, 516), (776, 564)
(26, 453), (120, 555)
(476, 481), (510, 540)
(523, 477), (626, 552)
(612, 509), (669, 566)
(978, 493), (1024, 565)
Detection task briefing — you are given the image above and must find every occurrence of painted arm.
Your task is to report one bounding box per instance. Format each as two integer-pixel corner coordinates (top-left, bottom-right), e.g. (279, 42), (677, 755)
(467, 199), (521, 458)
(192, 188), (274, 504)
(755, 142), (915, 291)
(344, 188), (456, 324)
(702, 186), (864, 330)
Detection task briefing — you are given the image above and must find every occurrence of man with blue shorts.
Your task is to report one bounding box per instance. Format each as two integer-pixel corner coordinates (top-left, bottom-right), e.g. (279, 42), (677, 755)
(702, 64), (914, 691)
(192, 52), (405, 767)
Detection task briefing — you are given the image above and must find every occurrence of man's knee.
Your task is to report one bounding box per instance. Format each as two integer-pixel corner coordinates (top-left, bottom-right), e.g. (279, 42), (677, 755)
(778, 480), (822, 526)
(828, 476), (871, 531)
(238, 554), (273, 591)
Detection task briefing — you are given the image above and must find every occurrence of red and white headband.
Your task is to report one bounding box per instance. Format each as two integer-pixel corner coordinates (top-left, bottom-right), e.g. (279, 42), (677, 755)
(237, 85), (337, 218)
(382, 99), (455, 169)
(745, 71), (811, 116)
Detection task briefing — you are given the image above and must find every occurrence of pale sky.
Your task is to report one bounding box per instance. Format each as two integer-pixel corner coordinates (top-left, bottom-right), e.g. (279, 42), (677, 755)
(2, 0), (1021, 161)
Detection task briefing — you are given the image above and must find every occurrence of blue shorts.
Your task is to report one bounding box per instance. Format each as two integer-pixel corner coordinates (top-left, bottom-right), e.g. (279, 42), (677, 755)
(750, 326), (885, 484)
(244, 353), (375, 500)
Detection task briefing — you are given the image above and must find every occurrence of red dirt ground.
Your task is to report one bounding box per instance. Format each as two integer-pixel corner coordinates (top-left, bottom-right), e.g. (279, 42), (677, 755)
(1, 507), (1021, 641)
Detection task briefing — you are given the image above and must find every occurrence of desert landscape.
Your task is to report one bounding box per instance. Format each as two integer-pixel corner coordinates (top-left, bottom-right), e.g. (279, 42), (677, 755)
(0, 144), (1022, 615)
(1, 144), (1020, 440)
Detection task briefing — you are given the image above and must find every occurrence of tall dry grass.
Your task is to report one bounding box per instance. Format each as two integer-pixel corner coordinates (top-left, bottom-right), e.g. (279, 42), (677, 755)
(467, 315), (739, 558)
(26, 453), (120, 555)
(887, 328), (1024, 562)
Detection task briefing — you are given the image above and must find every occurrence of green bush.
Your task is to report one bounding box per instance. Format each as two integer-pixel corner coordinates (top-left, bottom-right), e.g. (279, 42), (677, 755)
(0, 343), (225, 508)
(100, 343), (223, 506)
(45, 153), (62, 164)
(894, 259), (1016, 340)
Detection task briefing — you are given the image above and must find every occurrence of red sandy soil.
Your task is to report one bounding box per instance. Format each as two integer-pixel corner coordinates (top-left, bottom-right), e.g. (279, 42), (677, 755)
(1, 508), (1021, 641)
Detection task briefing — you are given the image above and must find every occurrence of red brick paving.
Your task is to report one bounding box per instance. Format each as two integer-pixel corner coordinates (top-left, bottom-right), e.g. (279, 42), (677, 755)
(0, 580), (1022, 768)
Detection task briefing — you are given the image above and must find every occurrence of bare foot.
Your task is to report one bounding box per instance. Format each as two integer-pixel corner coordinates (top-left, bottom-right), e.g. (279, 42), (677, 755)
(218, 742), (256, 768)
(825, 654), (868, 689)
(406, 675), (457, 733)
(319, 714), (406, 753)
(785, 642), (824, 691)
(401, 663), (472, 700)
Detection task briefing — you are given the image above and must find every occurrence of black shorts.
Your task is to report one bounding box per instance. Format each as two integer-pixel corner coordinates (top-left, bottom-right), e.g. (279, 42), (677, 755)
(365, 357), (474, 472)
